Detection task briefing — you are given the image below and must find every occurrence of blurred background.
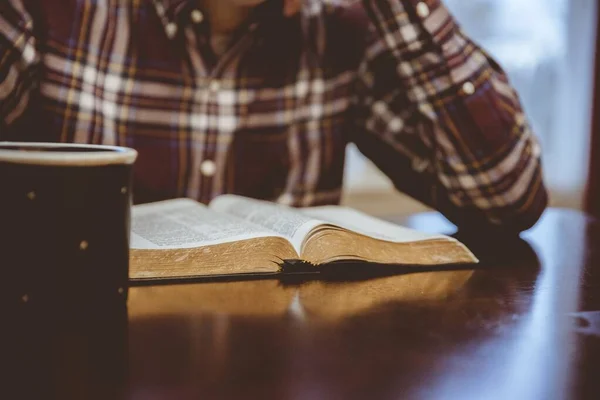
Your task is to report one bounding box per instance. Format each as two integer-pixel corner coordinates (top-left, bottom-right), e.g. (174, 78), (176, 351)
(342, 0), (597, 217)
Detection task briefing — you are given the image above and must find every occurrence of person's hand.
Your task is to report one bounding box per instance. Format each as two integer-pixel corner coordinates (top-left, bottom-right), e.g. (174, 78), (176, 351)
(284, 0), (301, 17)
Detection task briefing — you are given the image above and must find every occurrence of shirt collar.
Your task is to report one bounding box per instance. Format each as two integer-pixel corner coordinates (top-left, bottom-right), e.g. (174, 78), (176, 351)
(152, 0), (287, 40)
(159, 0), (191, 19)
(150, 0), (195, 39)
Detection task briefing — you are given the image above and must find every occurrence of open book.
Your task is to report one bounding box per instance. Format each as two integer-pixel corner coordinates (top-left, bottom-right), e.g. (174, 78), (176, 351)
(129, 195), (478, 281)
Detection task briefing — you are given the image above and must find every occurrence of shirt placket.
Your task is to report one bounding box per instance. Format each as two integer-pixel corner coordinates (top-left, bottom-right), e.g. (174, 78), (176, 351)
(197, 24), (257, 203)
(154, 1), (257, 203)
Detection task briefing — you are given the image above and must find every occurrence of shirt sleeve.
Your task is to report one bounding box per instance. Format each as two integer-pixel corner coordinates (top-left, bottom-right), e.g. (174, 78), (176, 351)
(352, 0), (548, 233)
(0, 0), (39, 138)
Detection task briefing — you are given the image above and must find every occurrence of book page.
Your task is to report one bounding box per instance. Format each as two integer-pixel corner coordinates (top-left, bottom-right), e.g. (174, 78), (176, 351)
(300, 206), (450, 243)
(209, 195), (324, 254)
(131, 199), (286, 250)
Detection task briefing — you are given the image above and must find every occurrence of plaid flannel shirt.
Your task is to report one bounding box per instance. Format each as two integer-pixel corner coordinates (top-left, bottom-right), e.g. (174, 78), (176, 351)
(0, 0), (547, 232)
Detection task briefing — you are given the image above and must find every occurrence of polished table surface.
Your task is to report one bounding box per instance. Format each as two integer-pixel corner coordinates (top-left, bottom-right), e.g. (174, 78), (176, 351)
(9, 208), (600, 399)
(125, 208), (600, 400)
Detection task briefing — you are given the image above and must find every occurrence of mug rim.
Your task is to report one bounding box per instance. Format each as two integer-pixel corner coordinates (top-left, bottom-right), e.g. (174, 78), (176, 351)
(0, 142), (138, 166)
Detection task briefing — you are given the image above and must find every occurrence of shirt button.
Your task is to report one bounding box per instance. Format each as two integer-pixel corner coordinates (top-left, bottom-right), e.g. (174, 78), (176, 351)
(165, 22), (178, 39)
(191, 9), (204, 24)
(462, 81), (475, 95)
(200, 160), (216, 177)
(209, 80), (221, 92)
(416, 2), (430, 18)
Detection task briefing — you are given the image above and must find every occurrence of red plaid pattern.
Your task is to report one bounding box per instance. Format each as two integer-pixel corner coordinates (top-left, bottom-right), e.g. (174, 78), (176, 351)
(0, 0), (547, 231)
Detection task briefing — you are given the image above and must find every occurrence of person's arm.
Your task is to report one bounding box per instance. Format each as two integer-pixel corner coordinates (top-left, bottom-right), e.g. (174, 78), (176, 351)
(0, 0), (39, 139)
(352, 0), (548, 234)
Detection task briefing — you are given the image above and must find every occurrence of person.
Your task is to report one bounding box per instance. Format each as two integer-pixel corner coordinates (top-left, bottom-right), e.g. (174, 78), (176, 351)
(0, 0), (547, 233)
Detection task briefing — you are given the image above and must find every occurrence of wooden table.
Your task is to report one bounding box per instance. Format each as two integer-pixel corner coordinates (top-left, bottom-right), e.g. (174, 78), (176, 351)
(8, 209), (600, 399)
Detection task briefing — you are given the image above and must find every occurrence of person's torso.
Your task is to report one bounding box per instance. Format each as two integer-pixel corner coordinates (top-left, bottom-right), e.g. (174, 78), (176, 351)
(27, 0), (368, 205)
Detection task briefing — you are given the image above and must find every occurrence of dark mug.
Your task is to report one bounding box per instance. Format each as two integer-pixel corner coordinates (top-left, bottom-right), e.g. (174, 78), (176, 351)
(0, 142), (136, 399)
(0, 142), (137, 308)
